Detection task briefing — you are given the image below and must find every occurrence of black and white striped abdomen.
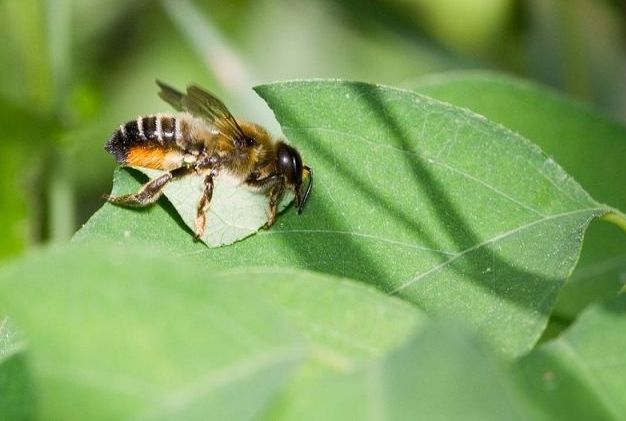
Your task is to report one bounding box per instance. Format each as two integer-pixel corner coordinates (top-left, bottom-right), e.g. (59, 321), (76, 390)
(105, 114), (182, 163)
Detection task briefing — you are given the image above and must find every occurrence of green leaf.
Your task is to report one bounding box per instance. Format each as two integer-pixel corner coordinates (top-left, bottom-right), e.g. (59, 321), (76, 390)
(0, 318), (21, 364)
(77, 80), (623, 357)
(0, 97), (53, 259)
(517, 295), (626, 420)
(271, 321), (541, 420)
(248, 267), (426, 362)
(0, 245), (305, 419)
(0, 141), (30, 258)
(124, 167), (292, 247)
(0, 243), (423, 419)
(0, 317), (35, 420)
(411, 71), (626, 319)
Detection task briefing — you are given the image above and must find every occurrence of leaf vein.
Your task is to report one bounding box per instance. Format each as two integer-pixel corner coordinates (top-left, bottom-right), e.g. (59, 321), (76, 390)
(392, 207), (602, 293)
(144, 346), (303, 417)
(427, 159), (546, 217)
(259, 229), (457, 255)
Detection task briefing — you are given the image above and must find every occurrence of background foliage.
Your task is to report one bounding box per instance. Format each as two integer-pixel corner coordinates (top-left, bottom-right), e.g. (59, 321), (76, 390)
(1, 0), (625, 419)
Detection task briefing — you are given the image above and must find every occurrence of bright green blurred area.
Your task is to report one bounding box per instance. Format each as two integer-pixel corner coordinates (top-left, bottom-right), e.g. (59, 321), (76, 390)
(0, 0), (624, 259)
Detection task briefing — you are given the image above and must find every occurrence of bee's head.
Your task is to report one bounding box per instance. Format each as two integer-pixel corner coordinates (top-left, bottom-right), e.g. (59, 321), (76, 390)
(276, 142), (312, 213)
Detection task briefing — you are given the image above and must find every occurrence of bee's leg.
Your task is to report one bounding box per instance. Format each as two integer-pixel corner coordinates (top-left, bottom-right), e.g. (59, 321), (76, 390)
(267, 181), (285, 227)
(104, 167), (191, 207)
(194, 174), (214, 239)
(245, 175), (280, 189)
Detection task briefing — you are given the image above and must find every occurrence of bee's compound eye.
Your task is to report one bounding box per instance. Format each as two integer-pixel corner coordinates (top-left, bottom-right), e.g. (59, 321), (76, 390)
(245, 137), (255, 147)
(277, 142), (303, 185)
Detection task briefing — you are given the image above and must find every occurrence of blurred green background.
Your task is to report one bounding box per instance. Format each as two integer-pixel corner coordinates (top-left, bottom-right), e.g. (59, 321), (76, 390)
(0, 0), (625, 259)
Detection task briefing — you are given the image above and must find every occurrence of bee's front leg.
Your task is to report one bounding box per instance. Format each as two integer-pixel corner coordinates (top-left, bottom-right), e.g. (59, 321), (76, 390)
(267, 181), (285, 227)
(105, 166), (192, 207)
(194, 173), (214, 239)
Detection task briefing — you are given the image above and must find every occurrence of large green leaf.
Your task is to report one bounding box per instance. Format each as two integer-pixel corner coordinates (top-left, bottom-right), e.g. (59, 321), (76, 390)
(0, 243), (423, 419)
(517, 294), (626, 420)
(77, 80), (625, 357)
(411, 71), (626, 319)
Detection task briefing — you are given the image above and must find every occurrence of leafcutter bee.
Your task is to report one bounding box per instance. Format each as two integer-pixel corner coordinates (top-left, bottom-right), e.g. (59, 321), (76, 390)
(104, 81), (312, 238)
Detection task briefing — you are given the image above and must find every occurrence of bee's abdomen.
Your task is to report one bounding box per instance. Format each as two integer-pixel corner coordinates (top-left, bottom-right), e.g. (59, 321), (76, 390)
(105, 115), (181, 165)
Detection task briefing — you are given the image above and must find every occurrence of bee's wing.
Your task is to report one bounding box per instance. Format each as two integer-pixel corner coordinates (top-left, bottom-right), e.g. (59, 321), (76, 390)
(156, 80), (185, 112)
(156, 80), (248, 146)
(183, 85), (248, 146)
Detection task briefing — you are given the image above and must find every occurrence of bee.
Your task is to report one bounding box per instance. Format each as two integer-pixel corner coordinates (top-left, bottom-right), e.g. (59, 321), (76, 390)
(104, 80), (312, 238)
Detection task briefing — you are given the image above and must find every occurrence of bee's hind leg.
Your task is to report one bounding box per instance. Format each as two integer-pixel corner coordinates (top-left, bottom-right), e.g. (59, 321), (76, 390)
(194, 174), (214, 239)
(104, 166), (191, 207)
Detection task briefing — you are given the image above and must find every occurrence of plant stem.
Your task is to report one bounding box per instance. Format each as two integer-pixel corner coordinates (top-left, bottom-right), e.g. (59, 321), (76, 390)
(601, 210), (626, 235)
(46, 0), (74, 242)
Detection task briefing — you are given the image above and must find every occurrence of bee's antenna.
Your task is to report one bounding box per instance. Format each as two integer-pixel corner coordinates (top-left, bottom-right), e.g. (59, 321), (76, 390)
(297, 166), (313, 214)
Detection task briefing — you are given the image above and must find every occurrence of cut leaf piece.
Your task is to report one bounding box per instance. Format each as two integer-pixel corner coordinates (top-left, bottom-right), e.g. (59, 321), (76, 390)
(78, 80), (624, 358)
(518, 295), (626, 420)
(111, 166), (292, 247)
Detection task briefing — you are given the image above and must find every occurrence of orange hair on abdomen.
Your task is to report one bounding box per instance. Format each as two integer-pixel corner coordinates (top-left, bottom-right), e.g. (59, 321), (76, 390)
(126, 146), (169, 169)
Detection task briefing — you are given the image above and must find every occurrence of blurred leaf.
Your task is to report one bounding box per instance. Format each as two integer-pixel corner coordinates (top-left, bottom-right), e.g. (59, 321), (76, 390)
(120, 167), (293, 247)
(243, 0), (456, 85)
(1, 0), (76, 244)
(0, 98), (54, 258)
(0, 142), (30, 258)
(0, 243), (423, 418)
(270, 321), (540, 420)
(71, 0), (148, 45)
(525, 0), (626, 112)
(248, 267), (425, 362)
(77, 80), (625, 358)
(0, 0), (52, 109)
(0, 245), (303, 419)
(404, 0), (515, 55)
(412, 71), (626, 320)
(518, 295), (626, 420)
(326, 0), (516, 56)
(0, 318), (34, 420)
